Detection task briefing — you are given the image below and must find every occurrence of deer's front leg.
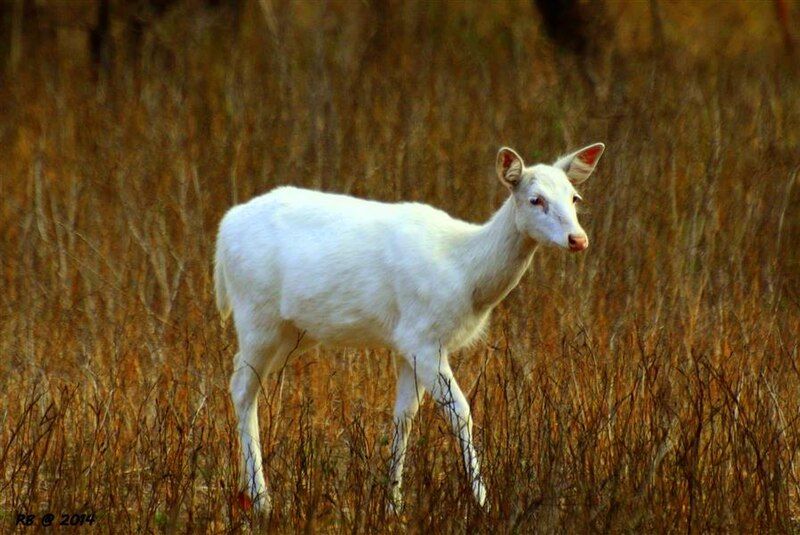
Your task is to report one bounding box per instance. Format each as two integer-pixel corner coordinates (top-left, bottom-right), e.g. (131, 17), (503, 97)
(409, 350), (487, 508)
(388, 356), (426, 511)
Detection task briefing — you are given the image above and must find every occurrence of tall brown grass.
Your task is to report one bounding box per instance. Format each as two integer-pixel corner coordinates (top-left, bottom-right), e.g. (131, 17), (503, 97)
(1, 1), (799, 532)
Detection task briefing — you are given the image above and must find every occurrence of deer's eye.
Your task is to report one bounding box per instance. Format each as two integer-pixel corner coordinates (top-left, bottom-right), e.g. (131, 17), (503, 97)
(530, 197), (543, 207)
(573, 195), (582, 204)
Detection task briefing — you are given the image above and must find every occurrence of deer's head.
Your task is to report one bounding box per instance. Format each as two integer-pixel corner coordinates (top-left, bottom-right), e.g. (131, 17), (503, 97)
(496, 143), (605, 252)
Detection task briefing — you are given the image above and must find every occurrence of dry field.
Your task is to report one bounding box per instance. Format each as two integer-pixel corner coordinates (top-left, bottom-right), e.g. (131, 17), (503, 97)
(2, 1), (799, 532)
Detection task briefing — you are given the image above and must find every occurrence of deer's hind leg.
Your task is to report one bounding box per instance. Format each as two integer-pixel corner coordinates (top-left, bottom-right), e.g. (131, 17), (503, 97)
(230, 317), (315, 513)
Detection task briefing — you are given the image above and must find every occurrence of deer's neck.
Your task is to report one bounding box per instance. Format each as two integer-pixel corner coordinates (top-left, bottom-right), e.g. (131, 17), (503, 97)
(463, 196), (538, 312)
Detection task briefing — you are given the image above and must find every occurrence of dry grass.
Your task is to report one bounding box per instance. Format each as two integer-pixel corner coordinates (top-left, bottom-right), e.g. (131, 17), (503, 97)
(2, 1), (799, 532)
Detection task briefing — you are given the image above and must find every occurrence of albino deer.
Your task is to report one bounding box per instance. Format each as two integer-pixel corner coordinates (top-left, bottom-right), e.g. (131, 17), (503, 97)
(214, 143), (605, 512)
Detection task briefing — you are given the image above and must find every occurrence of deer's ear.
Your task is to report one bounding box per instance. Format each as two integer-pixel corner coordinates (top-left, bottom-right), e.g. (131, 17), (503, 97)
(554, 143), (605, 184)
(496, 147), (525, 189)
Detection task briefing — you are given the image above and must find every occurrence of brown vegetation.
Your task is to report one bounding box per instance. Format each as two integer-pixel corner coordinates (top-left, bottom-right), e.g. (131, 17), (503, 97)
(1, 1), (799, 532)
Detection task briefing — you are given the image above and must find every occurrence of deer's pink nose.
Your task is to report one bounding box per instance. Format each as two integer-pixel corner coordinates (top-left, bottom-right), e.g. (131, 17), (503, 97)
(568, 234), (588, 252)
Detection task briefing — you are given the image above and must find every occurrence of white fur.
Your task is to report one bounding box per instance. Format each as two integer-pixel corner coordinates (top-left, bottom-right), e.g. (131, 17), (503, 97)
(215, 144), (604, 512)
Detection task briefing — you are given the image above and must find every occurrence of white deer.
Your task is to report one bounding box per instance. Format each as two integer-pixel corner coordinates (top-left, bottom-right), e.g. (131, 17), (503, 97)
(214, 143), (605, 512)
